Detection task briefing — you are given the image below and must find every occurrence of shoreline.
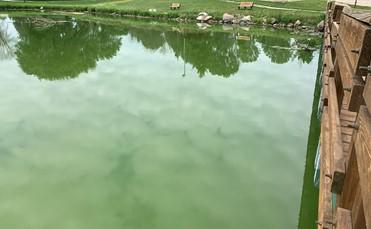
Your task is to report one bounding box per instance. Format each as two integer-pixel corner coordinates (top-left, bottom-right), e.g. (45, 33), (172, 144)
(0, 8), (324, 34)
(0, 1), (325, 28)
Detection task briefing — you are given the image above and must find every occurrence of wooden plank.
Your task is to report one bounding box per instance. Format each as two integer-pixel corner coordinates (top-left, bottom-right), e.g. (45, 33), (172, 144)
(336, 208), (352, 229)
(328, 77), (346, 194)
(318, 107), (333, 229)
(364, 74), (371, 114)
(340, 109), (357, 121)
(324, 47), (334, 72)
(348, 82), (365, 112)
(325, 34), (332, 50)
(322, 84), (329, 107)
(341, 127), (353, 136)
(334, 39), (365, 112)
(351, 186), (367, 229)
(334, 62), (344, 108)
(343, 142), (350, 153)
(342, 91), (351, 110)
(331, 22), (339, 43)
(354, 106), (371, 228)
(335, 38), (353, 90)
(338, 14), (371, 78)
(346, 11), (371, 26)
(339, 145), (359, 210)
(342, 134), (352, 144)
(332, 3), (347, 23)
(341, 119), (356, 128)
(322, 58), (331, 107)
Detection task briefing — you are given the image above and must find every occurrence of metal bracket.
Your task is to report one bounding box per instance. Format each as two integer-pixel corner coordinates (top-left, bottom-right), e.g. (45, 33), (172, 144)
(316, 220), (336, 226)
(343, 87), (352, 92)
(351, 48), (360, 54)
(347, 123), (359, 130)
(325, 174), (333, 179)
(359, 66), (371, 73)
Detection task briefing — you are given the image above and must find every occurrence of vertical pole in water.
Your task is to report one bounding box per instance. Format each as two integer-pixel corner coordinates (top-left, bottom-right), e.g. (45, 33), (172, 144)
(183, 33), (186, 77)
(354, 0), (357, 7)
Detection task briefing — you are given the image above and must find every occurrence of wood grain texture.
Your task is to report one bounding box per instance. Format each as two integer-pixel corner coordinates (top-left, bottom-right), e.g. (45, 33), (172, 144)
(354, 106), (371, 228)
(328, 77), (346, 194)
(335, 37), (353, 90)
(336, 208), (352, 229)
(318, 107), (334, 229)
(338, 14), (371, 78)
(332, 3), (346, 23)
(364, 73), (371, 114)
(349, 83), (365, 113)
(339, 147), (359, 209)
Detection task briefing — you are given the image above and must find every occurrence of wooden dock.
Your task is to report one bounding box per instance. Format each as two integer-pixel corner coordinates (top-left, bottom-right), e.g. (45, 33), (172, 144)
(317, 1), (371, 228)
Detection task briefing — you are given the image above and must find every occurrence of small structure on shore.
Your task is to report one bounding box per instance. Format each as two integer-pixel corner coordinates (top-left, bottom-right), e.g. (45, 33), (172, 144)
(170, 3), (181, 10)
(238, 2), (254, 10)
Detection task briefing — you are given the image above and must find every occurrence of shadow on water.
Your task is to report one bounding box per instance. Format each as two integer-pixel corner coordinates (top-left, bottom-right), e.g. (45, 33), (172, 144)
(0, 15), (321, 81)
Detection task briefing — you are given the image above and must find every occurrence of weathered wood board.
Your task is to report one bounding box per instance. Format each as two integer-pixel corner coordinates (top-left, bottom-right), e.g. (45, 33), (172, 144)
(318, 107), (333, 229)
(336, 208), (352, 229)
(354, 106), (371, 228)
(339, 146), (359, 209)
(364, 71), (371, 113)
(338, 14), (371, 78)
(335, 38), (353, 90)
(332, 3), (347, 23)
(331, 22), (339, 43)
(328, 78), (346, 194)
(319, 3), (371, 228)
(348, 82), (365, 112)
(346, 11), (371, 26)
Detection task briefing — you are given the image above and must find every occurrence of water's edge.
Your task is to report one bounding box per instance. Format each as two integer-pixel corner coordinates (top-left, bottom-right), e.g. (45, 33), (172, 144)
(297, 41), (323, 229)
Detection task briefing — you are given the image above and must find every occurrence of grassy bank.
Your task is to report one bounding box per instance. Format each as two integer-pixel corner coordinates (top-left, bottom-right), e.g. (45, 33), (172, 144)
(0, 0), (326, 25)
(297, 43), (322, 229)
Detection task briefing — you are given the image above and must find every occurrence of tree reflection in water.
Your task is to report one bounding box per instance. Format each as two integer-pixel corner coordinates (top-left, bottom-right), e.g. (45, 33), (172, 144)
(13, 17), (125, 80)
(8, 16), (319, 80)
(0, 18), (17, 60)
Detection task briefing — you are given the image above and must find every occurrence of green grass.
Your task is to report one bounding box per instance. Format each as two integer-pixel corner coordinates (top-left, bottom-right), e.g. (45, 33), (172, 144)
(0, 0), (326, 25)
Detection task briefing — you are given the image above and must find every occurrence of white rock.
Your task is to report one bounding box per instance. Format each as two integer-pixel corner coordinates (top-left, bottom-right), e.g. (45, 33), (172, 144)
(196, 15), (204, 21)
(240, 15), (251, 22)
(223, 13), (234, 23)
(204, 15), (213, 21)
(294, 20), (302, 27)
(316, 20), (324, 32)
(198, 12), (208, 17)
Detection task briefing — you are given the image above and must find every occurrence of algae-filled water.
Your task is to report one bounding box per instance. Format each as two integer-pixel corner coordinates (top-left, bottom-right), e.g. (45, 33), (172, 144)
(0, 15), (320, 229)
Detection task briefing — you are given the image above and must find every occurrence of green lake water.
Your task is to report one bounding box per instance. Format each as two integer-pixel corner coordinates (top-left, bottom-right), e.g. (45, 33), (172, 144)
(0, 15), (320, 229)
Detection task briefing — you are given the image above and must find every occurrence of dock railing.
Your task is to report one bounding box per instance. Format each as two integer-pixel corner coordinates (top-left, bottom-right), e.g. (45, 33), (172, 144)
(317, 1), (371, 228)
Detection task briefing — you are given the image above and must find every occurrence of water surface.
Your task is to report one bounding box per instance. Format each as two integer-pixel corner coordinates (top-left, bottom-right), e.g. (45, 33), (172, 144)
(0, 15), (320, 229)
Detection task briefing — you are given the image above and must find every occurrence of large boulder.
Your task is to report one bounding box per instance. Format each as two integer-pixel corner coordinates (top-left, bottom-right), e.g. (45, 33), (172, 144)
(240, 15), (252, 24)
(196, 12), (213, 22)
(223, 13), (234, 23)
(316, 20), (324, 32)
(232, 19), (240, 24)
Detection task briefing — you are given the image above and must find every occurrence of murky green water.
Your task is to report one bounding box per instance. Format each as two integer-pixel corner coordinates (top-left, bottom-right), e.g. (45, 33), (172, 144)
(0, 15), (320, 229)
